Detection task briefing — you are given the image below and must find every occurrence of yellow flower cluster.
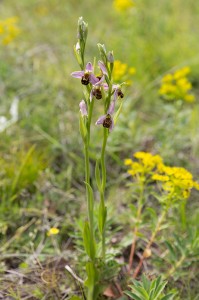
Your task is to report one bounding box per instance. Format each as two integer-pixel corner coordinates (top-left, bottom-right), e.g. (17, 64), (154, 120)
(125, 152), (199, 200)
(113, 0), (134, 11)
(159, 67), (195, 103)
(124, 152), (163, 179)
(153, 165), (199, 199)
(112, 60), (136, 84)
(0, 17), (20, 45)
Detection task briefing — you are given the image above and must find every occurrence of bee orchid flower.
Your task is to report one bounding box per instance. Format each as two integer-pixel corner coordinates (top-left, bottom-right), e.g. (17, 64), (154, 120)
(95, 100), (115, 132)
(113, 84), (124, 101)
(89, 61), (109, 101)
(71, 62), (98, 85)
(90, 75), (109, 101)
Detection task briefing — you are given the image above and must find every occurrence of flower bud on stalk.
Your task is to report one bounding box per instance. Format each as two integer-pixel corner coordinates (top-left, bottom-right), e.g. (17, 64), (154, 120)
(107, 51), (114, 75)
(79, 100), (88, 116)
(76, 17), (88, 68)
(77, 16), (88, 42)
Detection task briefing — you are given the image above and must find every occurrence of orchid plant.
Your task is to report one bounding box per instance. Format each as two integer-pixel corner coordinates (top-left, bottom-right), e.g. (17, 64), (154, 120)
(70, 17), (124, 300)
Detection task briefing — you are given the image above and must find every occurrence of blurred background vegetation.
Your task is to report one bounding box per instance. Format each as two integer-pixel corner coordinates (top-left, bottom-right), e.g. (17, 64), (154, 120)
(0, 0), (199, 299)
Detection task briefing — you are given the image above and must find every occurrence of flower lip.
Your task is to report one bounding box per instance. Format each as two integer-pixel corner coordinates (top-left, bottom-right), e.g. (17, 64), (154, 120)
(102, 114), (113, 130)
(95, 114), (114, 131)
(113, 85), (124, 101)
(90, 75), (107, 101)
(92, 86), (102, 100)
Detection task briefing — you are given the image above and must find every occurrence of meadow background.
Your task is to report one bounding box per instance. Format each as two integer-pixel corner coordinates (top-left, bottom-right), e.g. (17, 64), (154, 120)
(0, 0), (199, 299)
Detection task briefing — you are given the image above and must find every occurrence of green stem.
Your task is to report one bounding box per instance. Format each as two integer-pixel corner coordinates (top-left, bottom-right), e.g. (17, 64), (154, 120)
(84, 86), (94, 229)
(83, 95), (96, 300)
(100, 128), (108, 259)
(87, 97), (94, 143)
(84, 144), (93, 230)
(101, 129), (108, 190)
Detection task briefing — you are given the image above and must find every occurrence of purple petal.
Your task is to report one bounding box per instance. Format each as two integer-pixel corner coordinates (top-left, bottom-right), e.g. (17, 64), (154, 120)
(98, 61), (108, 75)
(89, 73), (99, 85)
(95, 75), (105, 86)
(114, 88), (119, 101)
(86, 62), (93, 72)
(79, 100), (88, 116)
(102, 83), (109, 90)
(107, 101), (115, 115)
(95, 115), (106, 125)
(71, 71), (84, 78)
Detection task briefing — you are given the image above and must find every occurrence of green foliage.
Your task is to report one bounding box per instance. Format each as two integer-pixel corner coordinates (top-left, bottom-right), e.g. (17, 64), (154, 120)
(0, 145), (46, 199)
(162, 228), (199, 279)
(69, 296), (83, 300)
(83, 221), (96, 260)
(125, 275), (177, 300)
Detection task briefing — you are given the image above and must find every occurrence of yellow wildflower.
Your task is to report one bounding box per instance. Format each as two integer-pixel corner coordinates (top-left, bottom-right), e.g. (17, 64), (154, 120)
(125, 151), (199, 201)
(176, 78), (192, 92)
(47, 227), (59, 236)
(173, 67), (190, 80)
(113, 0), (134, 11)
(154, 164), (198, 199)
(125, 152), (163, 180)
(182, 190), (190, 199)
(152, 174), (169, 181)
(0, 17), (20, 45)
(184, 94), (195, 102)
(124, 158), (133, 166)
(159, 67), (195, 103)
(113, 60), (128, 81)
(193, 182), (199, 190)
(162, 74), (173, 83)
(159, 84), (177, 95)
(112, 60), (136, 85)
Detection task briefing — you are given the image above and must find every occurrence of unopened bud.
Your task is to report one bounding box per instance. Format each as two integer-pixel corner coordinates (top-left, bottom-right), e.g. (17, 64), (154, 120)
(79, 100), (88, 116)
(107, 51), (114, 63)
(98, 43), (107, 55)
(143, 248), (152, 258)
(77, 16), (88, 41)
